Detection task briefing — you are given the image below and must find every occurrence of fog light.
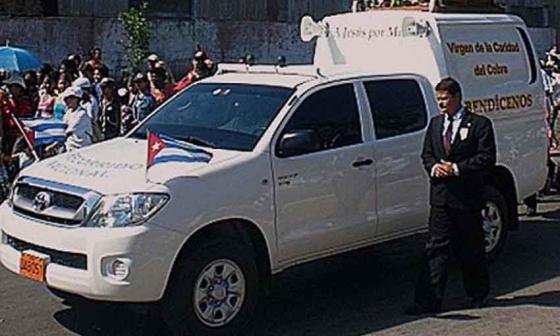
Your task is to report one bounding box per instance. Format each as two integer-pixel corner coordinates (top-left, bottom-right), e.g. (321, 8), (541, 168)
(105, 258), (130, 281)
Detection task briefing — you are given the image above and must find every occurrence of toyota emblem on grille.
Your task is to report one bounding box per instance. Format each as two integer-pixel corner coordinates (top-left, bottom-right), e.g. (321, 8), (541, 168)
(33, 191), (52, 212)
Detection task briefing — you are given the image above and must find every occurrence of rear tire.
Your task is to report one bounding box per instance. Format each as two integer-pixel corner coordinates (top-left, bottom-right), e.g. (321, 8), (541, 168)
(162, 237), (260, 336)
(481, 185), (510, 262)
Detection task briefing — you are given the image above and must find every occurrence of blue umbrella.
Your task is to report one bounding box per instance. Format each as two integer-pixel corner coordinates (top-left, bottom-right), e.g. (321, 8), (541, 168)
(0, 46), (43, 72)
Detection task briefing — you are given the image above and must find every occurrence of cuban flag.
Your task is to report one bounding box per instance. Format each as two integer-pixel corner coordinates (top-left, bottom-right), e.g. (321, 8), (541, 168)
(20, 118), (66, 146)
(147, 131), (213, 173)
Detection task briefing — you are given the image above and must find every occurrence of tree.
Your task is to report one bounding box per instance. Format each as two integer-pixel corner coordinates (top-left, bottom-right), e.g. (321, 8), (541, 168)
(118, 2), (151, 76)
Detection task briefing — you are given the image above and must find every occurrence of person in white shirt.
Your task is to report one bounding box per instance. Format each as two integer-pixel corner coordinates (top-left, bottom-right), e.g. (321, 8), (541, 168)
(72, 77), (99, 123)
(61, 86), (93, 151)
(72, 77), (103, 142)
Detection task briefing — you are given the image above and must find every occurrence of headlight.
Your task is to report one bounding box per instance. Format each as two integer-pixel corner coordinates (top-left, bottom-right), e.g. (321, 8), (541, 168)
(87, 193), (169, 228)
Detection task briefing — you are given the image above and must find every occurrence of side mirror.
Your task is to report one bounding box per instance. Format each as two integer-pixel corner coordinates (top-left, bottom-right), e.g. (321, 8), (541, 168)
(277, 129), (320, 158)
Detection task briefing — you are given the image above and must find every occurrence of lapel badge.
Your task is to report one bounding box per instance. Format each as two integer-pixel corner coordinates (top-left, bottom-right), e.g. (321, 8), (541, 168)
(459, 127), (469, 141)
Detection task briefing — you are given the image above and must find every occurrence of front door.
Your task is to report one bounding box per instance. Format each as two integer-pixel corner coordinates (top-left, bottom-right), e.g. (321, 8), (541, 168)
(272, 83), (377, 262)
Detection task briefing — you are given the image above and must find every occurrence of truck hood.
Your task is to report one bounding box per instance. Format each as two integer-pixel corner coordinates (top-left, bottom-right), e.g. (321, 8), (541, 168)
(20, 138), (240, 194)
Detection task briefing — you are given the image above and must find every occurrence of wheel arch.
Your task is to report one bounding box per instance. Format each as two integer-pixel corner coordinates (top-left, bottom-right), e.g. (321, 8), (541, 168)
(162, 218), (273, 299)
(485, 165), (519, 230)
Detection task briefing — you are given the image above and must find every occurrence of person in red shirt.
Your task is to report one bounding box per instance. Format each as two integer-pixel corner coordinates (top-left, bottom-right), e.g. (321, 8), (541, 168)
(149, 68), (175, 105)
(2, 73), (34, 155)
(174, 50), (217, 94)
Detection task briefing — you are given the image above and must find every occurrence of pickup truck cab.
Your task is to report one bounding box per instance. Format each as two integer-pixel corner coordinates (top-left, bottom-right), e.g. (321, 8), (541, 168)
(0, 9), (547, 336)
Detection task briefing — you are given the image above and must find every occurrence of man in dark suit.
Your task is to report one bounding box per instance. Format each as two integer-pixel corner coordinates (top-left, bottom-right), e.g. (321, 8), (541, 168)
(406, 77), (497, 315)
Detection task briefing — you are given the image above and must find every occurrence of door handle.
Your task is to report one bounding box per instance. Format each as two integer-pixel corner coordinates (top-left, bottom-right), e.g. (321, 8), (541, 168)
(352, 158), (373, 168)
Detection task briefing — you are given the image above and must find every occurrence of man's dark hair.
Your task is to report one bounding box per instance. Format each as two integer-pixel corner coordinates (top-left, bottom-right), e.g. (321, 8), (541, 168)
(435, 77), (462, 98)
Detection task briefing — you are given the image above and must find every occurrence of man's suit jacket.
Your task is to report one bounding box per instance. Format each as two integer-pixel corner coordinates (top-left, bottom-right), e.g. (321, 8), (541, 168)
(421, 109), (497, 209)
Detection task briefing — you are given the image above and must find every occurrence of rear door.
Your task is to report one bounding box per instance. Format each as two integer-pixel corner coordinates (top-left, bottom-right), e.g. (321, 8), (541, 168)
(361, 76), (431, 237)
(272, 82), (377, 262)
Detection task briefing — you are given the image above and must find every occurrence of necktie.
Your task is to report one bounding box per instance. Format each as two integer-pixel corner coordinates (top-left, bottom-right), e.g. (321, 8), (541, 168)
(443, 117), (453, 155)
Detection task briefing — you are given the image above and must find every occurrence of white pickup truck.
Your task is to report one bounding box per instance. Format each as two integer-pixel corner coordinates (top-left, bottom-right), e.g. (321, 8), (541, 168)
(0, 9), (547, 335)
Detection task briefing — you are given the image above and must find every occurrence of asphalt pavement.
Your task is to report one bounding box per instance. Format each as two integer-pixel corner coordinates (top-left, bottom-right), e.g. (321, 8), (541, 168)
(2, 196), (560, 336)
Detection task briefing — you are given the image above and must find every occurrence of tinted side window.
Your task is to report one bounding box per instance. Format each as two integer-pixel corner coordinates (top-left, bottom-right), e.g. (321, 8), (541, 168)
(365, 79), (427, 139)
(516, 27), (537, 84)
(280, 84), (362, 156)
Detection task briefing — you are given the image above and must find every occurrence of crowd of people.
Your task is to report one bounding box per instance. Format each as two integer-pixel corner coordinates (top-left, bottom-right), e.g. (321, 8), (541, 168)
(541, 47), (560, 148)
(0, 47), (218, 181)
(540, 46), (560, 197)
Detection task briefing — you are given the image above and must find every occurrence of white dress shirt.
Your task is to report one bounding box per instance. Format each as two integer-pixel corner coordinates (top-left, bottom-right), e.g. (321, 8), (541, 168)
(431, 107), (465, 177)
(442, 107), (465, 145)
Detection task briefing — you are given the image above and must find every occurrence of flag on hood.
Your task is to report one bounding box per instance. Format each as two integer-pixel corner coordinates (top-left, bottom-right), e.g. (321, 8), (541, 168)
(147, 131), (213, 171)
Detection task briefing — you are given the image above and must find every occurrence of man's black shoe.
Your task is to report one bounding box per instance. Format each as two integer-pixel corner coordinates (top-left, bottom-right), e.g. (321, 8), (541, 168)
(404, 303), (441, 316)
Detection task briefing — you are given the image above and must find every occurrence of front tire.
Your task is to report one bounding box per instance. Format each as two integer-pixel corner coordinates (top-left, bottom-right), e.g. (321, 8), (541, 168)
(162, 237), (260, 336)
(481, 185), (510, 261)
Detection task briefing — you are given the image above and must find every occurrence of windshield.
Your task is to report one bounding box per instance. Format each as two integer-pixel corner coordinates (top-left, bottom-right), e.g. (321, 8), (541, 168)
(132, 83), (294, 151)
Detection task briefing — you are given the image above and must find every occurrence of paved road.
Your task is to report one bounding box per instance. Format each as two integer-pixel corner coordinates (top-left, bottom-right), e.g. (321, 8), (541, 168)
(2, 197), (560, 336)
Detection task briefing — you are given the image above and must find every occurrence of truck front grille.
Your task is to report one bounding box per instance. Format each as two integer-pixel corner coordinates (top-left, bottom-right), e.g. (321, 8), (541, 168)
(17, 184), (84, 211)
(7, 234), (87, 270)
(12, 206), (83, 226)
(11, 177), (101, 228)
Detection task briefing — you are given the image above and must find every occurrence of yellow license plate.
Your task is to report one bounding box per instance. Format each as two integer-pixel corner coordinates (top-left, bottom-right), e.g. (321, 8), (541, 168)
(20, 252), (47, 282)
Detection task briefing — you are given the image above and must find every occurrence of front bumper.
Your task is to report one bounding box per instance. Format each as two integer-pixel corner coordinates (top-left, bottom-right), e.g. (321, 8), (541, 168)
(0, 203), (184, 302)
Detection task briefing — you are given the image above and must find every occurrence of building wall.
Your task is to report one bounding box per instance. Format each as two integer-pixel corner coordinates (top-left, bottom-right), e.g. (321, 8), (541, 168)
(58, 0), (128, 17)
(0, 1), (556, 76)
(54, 0), (349, 21)
(528, 28), (557, 56)
(0, 0), (42, 16)
(506, 0), (560, 47)
(0, 16), (313, 76)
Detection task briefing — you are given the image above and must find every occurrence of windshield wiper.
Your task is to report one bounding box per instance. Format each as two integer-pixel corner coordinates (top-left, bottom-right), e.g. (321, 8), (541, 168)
(180, 136), (217, 149)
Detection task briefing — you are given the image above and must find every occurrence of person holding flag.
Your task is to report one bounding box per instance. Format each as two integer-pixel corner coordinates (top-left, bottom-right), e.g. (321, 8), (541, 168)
(2, 73), (33, 155)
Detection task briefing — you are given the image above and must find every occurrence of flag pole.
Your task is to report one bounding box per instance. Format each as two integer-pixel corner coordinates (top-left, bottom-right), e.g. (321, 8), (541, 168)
(9, 113), (40, 162)
(145, 129), (150, 183)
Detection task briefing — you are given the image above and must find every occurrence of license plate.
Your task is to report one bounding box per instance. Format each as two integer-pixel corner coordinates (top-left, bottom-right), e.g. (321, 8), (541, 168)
(20, 250), (49, 282)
